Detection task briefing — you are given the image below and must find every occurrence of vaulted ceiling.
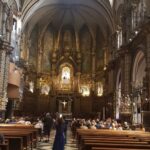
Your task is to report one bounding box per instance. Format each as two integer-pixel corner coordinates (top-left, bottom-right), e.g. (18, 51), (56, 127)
(21, 0), (115, 40)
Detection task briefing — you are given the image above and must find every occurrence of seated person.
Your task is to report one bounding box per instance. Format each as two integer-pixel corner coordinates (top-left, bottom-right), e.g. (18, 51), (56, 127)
(90, 124), (97, 129)
(5, 118), (10, 124)
(123, 122), (130, 130)
(117, 123), (123, 130)
(35, 119), (43, 141)
(0, 134), (4, 144)
(17, 117), (25, 124)
(80, 123), (88, 129)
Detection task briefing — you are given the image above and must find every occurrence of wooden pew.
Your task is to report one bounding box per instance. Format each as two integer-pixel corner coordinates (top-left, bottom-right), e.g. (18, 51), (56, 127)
(82, 142), (150, 150)
(0, 143), (9, 150)
(76, 129), (150, 150)
(0, 128), (38, 148)
(92, 147), (150, 150)
(0, 124), (38, 150)
(82, 138), (150, 150)
(78, 135), (141, 148)
(1, 131), (31, 150)
(76, 129), (150, 141)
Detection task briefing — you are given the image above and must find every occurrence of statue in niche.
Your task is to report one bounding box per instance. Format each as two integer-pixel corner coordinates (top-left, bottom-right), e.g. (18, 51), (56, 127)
(63, 30), (72, 50)
(61, 66), (70, 84)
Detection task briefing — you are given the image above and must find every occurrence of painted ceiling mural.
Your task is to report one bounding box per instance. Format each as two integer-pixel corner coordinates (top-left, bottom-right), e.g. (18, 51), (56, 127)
(96, 27), (104, 71)
(80, 25), (92, 74)
(29, 24), (38, 70)
(42, 25), (54, 72)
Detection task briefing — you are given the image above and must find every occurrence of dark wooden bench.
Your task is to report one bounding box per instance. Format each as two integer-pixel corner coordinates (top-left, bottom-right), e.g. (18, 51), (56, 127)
(0, 128), (38, 149)
(0, 143), (9, 150)
(1, 131), (31, 150)
(76, 129), (150, 150)
(0, 124), (38, 150)
(92, 147), (150, 150)
(83, 142), (150, 150)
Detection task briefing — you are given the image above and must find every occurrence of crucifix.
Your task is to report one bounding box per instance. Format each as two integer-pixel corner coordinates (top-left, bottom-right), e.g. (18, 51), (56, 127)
(61, 101), (67, 108)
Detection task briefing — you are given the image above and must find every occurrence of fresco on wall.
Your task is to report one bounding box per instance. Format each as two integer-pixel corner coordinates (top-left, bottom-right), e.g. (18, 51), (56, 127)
(60, 26), (76, 53)
(29, 25), (38, 69)
(80, 26), (92, 73)
(42, 26), (54, 72)
(63, 30), (72, 50)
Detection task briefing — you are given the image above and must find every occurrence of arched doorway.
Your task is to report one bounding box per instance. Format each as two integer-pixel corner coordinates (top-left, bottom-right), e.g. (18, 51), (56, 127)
(132, 51), (146, 124)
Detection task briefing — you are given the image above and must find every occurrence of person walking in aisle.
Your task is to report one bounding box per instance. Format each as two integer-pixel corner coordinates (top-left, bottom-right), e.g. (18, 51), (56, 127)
(53, 116), (65, 150)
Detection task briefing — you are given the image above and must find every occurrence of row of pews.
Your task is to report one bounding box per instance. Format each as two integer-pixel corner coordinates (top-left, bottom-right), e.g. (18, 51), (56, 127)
(0, 124), (39, 150)
(76, 129), (150, 150)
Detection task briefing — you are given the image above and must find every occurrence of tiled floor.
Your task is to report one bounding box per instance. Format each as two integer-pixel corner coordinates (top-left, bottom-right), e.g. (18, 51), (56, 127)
(34, 129), (78, 150)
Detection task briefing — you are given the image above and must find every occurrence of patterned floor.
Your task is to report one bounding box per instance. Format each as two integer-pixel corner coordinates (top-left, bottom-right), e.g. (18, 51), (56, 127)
(34, 129), (78, 150)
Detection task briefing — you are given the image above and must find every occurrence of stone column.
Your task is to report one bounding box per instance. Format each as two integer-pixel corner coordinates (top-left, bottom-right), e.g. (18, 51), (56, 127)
(92, 39), (96, 91)
(75, 30), (80, 52)
(75, 31), (81, 92)
(0, 49), (6, 98)
(141, 33), (150, 126)
(51, 51), (57, 75)
(146, 34), (150, 96)
(124, 51), (132, 95)
(37, 35), (42, 73)
(0, 40), (12, 112)
(120, 49), (132, 115)
(76, 43), (81, 92)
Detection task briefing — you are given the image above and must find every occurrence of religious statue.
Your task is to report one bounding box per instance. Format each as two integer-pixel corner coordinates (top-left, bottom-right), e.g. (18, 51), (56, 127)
(41, 84), (50, 95)
(61, 101), (67, 108)
(61, 67), (70, 84)
(29, 81), (34, 93)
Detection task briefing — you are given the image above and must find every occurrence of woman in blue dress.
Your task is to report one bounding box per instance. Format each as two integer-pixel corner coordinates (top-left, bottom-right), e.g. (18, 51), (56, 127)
(53, 117), (65, 150)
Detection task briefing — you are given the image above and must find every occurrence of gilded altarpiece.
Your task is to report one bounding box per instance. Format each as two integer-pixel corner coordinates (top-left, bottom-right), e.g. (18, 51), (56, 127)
(23, 23), (106, 115)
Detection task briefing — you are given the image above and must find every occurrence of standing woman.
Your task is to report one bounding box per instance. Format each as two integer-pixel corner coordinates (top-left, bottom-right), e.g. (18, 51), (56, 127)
(53, 116), (65, 150)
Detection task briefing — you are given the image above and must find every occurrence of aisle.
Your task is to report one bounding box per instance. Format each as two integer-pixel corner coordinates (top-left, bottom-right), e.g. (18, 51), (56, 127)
(35, 129), (78, 150)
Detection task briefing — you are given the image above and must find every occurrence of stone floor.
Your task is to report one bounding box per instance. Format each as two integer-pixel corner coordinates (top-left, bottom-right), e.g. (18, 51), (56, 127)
(34, 129), (78, 150)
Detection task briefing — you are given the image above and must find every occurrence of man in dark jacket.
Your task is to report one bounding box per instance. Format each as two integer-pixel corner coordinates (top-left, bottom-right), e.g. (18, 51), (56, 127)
(43, 113), (53, 142)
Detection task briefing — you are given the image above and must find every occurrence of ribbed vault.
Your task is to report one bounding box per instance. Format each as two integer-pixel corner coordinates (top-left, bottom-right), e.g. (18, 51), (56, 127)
(22, 0), (115, 39)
